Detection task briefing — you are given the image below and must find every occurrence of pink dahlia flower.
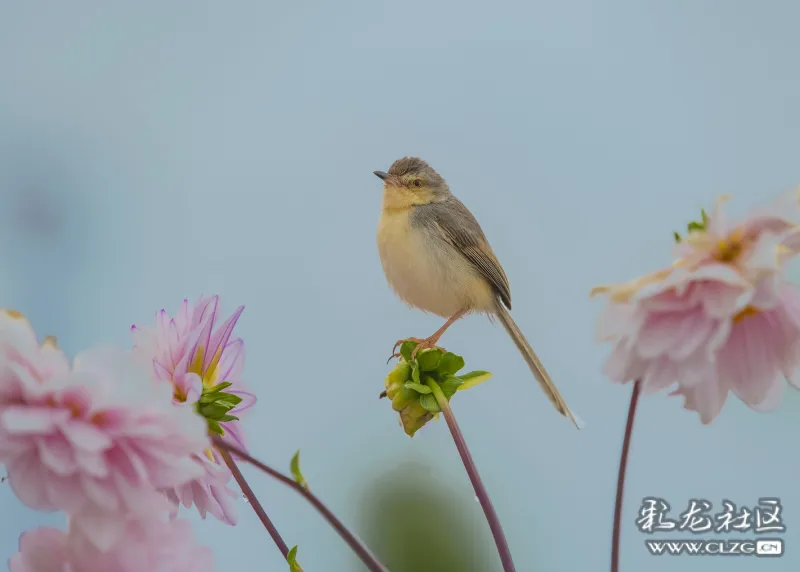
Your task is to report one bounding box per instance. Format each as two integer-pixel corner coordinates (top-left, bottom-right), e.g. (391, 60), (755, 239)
(131, 295), (256, 525)
(9, 517), (214, 572)
(593, 194), (800, 423)
(0, 318), (209, 523)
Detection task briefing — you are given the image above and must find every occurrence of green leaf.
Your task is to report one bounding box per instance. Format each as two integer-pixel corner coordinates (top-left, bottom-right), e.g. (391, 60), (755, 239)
(417, 348), (443, 372)
(687, 221), (704, 232)
(458, 370), (493, 390)
(220, 414), (239, 422)
(411, 361), (421, 384)
(435, 352), (465, 376)
(701, 208), (708, 224)
(439, 374), (464, 398)
(287, 545), (303, 572)
(207, 419), (224, 435)
(419, 393), (441, 413)
(290, 451), (308, 489)
(404, 381), (432, 394)
(400, 341), (417, 363)
(673, 231), (682, 243)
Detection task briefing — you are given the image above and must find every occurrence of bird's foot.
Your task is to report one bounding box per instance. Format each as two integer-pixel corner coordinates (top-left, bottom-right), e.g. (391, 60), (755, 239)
(388, 337), (447, 363)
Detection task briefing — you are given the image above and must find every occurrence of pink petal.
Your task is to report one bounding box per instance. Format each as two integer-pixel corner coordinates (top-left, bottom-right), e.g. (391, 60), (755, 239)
(10, 527), (68, 572)
(44, 474), (86, 513)
(7, 451), (53, 510)
(1, 407), (69, 434)
(216, 339), (245, 383)
(153, 359), (174, 382)
(167, 320), (182, 370)
(71, 511), (128, 552)
(203, 307), (244, 372)
(60, 421), (112, 453)
(80, 474), (120, 512)
(672, 376), (729, 424)
(37, 434), (77, 476)
(749, 375), (784, 412)
(228, 389), (256, 413)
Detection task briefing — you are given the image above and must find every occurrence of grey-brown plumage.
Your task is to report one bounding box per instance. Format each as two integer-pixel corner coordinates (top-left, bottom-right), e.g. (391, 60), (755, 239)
(375, 156), (583, 429)
(411, 199), (512, 309)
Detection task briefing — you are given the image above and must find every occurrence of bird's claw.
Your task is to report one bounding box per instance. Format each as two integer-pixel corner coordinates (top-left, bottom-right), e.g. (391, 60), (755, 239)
(410, 338), (446, 359)
(387, 337), (446, 363)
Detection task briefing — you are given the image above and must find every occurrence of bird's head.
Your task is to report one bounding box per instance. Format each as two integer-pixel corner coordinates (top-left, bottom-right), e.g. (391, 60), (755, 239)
(374, 157), (450, 208)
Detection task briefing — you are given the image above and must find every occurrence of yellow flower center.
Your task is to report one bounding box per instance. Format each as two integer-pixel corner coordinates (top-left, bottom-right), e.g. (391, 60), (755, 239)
(173, 386), (187, 403)
(733, 306), (760, 323)
(187, 345), (224, 390)
(713, 228), (746, 263)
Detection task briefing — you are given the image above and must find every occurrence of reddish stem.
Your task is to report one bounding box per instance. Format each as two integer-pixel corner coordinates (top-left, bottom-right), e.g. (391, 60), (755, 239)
(213, 437), (389, 572)
(611, 381), (642, 572)
(428, 380), (516, 572)
(217, 445), (290, 558)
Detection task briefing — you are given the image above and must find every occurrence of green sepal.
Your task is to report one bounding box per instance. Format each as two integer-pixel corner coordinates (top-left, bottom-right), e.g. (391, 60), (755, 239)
(215, 393), (243, 407)
(675, 207), (710, 242)
(419, 393), (442, 413)
(399, 341), (417, 363)
(411, 361), (421, 384)
(458, 370), (493, 391)
(439, 374), (464, 398)
(435, 352), (465, 376)
(419, 393), (441, 413)
(417, 348), (443, 372)
(387, 361), (412, 384)
(404, 381), (432, 394)
(290, 451), (308, 490)
(207, 419), (224, 435)
(199, 402), (234, 420)
(205, 381), (233, 394)
(287, 545), (303, 572)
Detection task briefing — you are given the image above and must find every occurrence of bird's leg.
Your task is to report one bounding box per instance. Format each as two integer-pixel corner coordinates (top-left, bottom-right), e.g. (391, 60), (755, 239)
(390, 309), (468, 360)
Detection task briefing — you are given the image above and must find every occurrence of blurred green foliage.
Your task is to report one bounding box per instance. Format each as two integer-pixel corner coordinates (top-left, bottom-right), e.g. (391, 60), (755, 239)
(356, 461), (501, 572)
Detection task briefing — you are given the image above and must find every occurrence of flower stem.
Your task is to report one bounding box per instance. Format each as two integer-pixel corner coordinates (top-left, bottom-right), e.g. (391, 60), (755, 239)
(212, 436), (389, 572)
(426, 379), (517, 572)
(611, 380), (642, 572)
(217, 445), (290, 559)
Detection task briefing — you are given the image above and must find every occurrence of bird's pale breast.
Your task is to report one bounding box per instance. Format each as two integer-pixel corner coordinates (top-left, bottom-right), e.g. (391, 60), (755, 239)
(376, 206), (495, 317)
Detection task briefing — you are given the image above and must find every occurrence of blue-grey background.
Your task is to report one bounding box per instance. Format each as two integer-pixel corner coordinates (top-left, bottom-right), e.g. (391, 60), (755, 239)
(1, 1), (798, 571)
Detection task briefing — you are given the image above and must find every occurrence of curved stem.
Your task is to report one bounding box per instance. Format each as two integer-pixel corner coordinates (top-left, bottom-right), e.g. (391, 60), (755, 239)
(212, 436), (389, 572)
(611, 381), (642, 572)
(426, 379), (517, 572)
(217, 445), (290, 558)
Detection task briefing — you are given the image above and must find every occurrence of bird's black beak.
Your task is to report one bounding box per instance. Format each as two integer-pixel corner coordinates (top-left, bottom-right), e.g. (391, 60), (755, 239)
(373, 171), (389, 181)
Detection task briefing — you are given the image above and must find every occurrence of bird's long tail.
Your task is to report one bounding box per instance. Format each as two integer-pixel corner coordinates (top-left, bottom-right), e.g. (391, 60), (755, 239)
(493, 298), (584, 429)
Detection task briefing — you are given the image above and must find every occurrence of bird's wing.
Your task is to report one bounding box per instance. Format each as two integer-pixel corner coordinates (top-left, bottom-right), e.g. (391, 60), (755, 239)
(424, 198), (512, 309)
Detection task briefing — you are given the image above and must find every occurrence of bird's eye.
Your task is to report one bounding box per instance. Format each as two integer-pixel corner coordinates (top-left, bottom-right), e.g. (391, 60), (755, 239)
(413, 179), (422, 187)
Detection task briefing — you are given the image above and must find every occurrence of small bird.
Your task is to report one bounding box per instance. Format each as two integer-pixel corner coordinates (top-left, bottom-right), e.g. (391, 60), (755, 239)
(374, 157), (582, 429)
